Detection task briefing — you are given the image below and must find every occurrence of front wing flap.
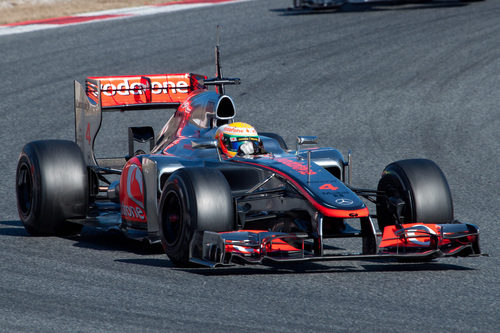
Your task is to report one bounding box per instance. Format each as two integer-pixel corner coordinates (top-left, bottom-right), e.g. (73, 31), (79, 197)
(379, 223), (480, 257)
(189, 223), (480, 267)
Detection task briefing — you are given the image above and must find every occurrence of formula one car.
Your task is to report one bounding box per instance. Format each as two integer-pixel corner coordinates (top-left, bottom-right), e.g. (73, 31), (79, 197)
(291, 0), (480, 10)
(293, 0), (347, 10)
(16, 46), (480, 268)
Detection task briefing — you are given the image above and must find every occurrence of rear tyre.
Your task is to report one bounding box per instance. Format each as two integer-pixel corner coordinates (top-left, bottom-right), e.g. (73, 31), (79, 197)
(376, 159), (453, 231)
(158, 167), (234, 267)
(16, 140), (88, 235)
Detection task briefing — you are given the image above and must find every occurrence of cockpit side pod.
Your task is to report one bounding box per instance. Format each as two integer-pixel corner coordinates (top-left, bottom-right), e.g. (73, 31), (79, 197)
(296, 148), (346, 181)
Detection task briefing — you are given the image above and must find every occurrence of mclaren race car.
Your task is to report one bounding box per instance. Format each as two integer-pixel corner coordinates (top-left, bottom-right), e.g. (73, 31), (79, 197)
(16, 46), (480, 268)
(293, 0), (347, 10)
(292, 0), (479, 11)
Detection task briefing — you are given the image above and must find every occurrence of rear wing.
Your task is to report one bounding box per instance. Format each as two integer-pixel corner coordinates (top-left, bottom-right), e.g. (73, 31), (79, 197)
(87, 73), (206, 110)
(74, 73), (206, 166)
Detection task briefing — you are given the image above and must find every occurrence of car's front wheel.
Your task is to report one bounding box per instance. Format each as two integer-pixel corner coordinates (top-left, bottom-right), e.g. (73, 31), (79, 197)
(376, 159), (453, 232)
(158, 167), (234, 267)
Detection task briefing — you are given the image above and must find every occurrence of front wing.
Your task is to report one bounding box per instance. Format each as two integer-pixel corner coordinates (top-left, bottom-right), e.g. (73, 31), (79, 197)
(190, 223), (480, 267)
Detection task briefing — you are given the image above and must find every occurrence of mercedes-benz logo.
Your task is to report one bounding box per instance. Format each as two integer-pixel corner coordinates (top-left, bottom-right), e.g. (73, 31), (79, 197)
(335, 198), (354, 206)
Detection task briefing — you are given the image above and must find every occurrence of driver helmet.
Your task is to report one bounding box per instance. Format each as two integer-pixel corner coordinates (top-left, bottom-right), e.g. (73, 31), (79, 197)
(215, 122), (260, 157)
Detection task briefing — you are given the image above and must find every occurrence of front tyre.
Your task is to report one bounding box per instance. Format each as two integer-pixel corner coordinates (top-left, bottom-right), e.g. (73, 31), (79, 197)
(376, 159), (453, 231)
(158, 167), (234, 267)
(16, 140), (88, 235)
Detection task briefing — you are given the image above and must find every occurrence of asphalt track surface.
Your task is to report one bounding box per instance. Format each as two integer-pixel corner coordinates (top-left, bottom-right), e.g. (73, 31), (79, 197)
(1, 0), (499, 331)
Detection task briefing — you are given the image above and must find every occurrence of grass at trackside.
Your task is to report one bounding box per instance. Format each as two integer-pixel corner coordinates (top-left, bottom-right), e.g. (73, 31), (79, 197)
(0, 0), (182, 25)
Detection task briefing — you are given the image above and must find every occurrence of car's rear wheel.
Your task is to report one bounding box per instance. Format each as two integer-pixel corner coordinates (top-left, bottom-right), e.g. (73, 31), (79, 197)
(376, 159), (453, 232)
(16, 140), (88, 235)
(158, 167), (234, 267)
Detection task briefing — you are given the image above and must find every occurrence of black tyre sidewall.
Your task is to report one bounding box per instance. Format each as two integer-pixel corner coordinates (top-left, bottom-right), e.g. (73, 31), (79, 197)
(376, 168), (412, 230)
(159, 174), (194, 265)
(16, 151), (43, 235)
(159, 168), (234, 266)
(15, 140), (87, 235)
(376, 159), (453, 231)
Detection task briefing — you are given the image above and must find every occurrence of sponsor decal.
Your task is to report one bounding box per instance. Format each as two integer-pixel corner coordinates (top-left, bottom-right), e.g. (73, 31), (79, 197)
(121, 205), (145, 220)
(322, 191), (350, 198)
(127, 164), (144, 209)
(101, 79), (189, 96)
(223, 127), (257, 135)
(335, 198), (354, 206)
(122, 164), (145, 221)
(274, 158), (317, 176)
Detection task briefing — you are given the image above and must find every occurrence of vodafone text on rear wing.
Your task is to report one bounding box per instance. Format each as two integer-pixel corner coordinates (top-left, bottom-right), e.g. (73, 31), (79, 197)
(86, 73), (206, 109)
(74, 73), (206, 166)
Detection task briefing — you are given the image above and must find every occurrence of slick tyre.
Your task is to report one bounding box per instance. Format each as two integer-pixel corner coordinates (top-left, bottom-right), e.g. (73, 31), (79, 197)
(376, 159), (453, 231)
(16, 140), (88, 236)
(159, 167), (234, 267)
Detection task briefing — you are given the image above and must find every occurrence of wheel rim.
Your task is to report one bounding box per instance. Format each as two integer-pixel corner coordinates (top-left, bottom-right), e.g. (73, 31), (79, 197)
(377, 175), (413, 228)
(162, 191), (183, 245)
(17, 162), (33, 218)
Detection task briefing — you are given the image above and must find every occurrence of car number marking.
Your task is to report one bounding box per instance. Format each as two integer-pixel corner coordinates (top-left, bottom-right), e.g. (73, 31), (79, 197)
(86, 123), (91, 145)
(319, 184), (338, 191)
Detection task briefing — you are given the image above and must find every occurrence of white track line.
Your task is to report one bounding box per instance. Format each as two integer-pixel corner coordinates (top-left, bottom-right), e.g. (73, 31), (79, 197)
(0, 0), (249, 36)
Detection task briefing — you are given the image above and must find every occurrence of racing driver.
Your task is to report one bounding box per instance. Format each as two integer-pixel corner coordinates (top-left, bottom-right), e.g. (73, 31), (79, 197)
(215, 122), (264, 157)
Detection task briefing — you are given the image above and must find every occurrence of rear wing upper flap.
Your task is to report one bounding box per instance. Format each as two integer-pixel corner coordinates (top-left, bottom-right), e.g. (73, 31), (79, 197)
(86, 73), (207, 110)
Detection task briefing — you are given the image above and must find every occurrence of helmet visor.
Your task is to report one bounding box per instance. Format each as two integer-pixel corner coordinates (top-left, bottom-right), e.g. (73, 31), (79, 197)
(223, 134), (259, 153)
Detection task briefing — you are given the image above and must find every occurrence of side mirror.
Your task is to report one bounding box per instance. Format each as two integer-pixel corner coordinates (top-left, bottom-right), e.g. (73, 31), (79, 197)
(191, 139), (221, 161)
(191, 139), (218, 149)
(296, 136), (318, 155)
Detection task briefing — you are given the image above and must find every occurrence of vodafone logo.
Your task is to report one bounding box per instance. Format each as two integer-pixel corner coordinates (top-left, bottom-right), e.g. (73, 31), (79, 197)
(127, 164), (144, 209)
(121, 164), (145, 221)
(101, 79), (189, 97)
(275, 158), (317, 176)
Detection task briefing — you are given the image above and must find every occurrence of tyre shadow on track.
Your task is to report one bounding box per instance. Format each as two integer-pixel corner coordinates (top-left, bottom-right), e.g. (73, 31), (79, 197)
(174, 260), (475, 276)
(0, 220), (29, 236)
(115, 258), (175, 268)
(0, 220), (166, 255)
(68, 231), (175, 267)
(272, 0), (473, 16)
(69, 229), (165, 254)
